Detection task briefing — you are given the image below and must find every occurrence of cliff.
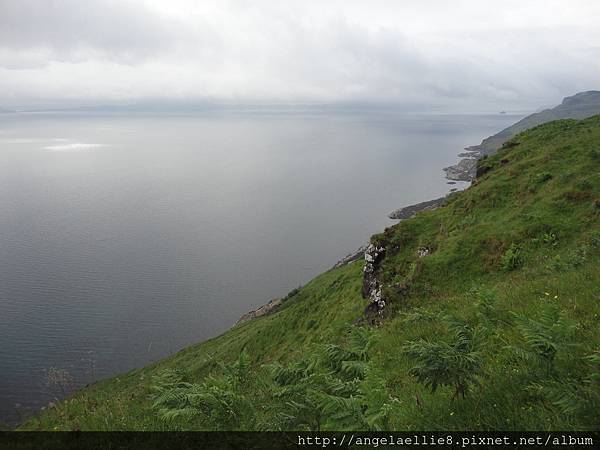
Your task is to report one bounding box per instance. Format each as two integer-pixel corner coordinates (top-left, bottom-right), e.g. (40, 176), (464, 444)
(21, 115), (600, 432)
(445, 90), (600, 181)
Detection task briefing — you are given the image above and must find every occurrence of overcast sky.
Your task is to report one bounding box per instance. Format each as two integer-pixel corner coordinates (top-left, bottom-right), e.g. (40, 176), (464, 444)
(1, 0), (599, 111)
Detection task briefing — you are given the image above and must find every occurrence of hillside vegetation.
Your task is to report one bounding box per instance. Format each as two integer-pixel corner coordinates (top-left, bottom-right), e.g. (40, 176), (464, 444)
(472, 90), (600, 156)
(21, 116), (600, 431)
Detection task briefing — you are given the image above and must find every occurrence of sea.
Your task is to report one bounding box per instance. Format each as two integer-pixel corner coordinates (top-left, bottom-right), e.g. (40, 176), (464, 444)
(0, 109), (522, 425)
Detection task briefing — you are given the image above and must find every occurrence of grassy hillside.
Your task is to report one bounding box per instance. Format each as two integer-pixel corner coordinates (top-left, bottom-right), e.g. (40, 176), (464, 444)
(472, 90), (600, 156)
(21, 116), (600, 431)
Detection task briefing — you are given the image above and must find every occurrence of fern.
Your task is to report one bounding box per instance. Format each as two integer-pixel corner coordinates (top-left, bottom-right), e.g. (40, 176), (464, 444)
(471, 287), (510, 327)
(152, 327), (387, 431)
(340, 360), (368, 379)
(528, 379), (582, 414)
(509, 304), (577, 374)
(266, 326), (386, 430)
(346, 326), (376, 360)
(266, 358), (316, 387)
(324, 326), (375, 375)
(318, 394), (367, 430)
(324, 344), (355, 372)
(527, 349), (600, 422)
(151, 352), (256, 430)
(225, 350), (252, 386)
(403, 316), (485, 399)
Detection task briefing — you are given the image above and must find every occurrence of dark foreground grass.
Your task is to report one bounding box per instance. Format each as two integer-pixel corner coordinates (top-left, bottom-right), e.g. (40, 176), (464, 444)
(20, 116), (600, 431)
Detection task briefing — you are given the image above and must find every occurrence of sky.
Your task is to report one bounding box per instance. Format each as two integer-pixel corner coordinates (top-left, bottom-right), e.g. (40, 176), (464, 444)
(1, 0), (599, 112)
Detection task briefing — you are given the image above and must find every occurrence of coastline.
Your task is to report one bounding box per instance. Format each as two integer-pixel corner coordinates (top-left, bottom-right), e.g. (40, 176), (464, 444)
(235, 157), (473, 325)
(443, 146), (483, 182)
(387, 196), (448, 220)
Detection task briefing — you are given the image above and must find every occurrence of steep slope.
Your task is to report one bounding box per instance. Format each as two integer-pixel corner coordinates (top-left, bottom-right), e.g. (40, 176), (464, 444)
(21, 116), (600, 431)
(445, 91), (600, 180)
(474, 91), (600, 157)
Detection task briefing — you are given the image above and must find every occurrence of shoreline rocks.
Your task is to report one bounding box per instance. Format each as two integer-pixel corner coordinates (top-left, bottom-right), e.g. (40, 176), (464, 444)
(388, 196), (447, 220)
(332, 245), (367, 269)
(443, 158), (478, 182)
(238, 92), (600, 327)
(235, 244), (367, 325)
(235, 298), (282, 325)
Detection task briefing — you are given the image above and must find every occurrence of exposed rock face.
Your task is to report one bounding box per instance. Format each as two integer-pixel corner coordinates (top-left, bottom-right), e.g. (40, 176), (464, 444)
(417, 247), (430, 258)
(362, 243), (386, 318)
(236, 298), (282, 325)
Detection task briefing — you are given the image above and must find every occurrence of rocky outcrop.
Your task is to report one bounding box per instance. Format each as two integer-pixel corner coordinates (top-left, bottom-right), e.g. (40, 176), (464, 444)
(362, 243), (386, 319)
(443, 157), (478, 182)
(417, 247), (430, 258)
(236, 246), (366, 326)
(236, 298), (282, 325)
(388, 196), (447, 220)
(332, 245), (367, 268)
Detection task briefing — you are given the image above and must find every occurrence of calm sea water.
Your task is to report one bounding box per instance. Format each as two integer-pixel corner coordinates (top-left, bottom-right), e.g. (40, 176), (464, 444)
(0, 110), (521, 425)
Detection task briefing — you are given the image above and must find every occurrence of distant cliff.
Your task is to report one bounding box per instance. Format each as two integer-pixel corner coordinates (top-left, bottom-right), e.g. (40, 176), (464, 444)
(475, 90), (600, 156)
(445, 90), (600, 180)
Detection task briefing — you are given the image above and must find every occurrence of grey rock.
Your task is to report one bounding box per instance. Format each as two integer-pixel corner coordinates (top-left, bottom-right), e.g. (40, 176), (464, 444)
(236, 298), (282, 325)
(388, 196), (447, 220)
(362, 244), (386, 318)
(333, 245), (367, 268)
(443, 158), (478, 182)
(418, 247), (430, 258)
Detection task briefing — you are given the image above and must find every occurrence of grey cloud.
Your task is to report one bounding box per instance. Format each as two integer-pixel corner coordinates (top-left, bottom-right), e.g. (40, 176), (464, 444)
(0, 0), (190, 64)
(0, 0), (599, 110)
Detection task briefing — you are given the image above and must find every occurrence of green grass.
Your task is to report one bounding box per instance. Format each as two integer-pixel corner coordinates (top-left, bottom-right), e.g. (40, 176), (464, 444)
(20, 116), (600, 431)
